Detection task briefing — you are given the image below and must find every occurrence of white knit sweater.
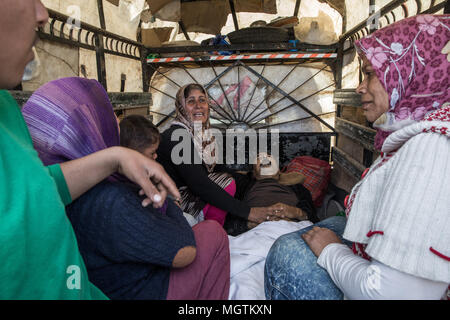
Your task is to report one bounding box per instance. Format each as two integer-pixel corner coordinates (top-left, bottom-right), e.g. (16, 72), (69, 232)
(342, 121), (450, 283)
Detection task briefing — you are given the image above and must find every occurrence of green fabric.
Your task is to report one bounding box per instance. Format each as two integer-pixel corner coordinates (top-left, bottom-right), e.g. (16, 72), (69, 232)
(47, 164), (72, 206)
(0, 90), (108, 300)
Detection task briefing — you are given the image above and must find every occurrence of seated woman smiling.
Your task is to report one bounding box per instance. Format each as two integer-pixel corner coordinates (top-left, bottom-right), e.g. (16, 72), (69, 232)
(156, 84), (290, 231)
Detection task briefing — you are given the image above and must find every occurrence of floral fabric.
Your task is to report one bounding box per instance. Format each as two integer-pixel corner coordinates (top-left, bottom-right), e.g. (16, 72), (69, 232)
(355, 14), (450, 150)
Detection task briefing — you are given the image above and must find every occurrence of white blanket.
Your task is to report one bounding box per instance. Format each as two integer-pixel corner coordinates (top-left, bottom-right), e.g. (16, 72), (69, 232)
(228, 220), (313, 300)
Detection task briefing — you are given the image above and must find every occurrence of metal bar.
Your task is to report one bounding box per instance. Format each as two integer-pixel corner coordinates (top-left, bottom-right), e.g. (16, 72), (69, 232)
(240, 62), (335, 132)
(150, 110), (176, 119)
(422, 1), (447, 14)
(95, 0), (107, 90)
(401, 3), (409, 17)
(141, 47), (150, 92)
(150, 84), (176, 101)
(179, 20), (191, 40)
(37, 31), (95, 51)
(246, 64), (329, 124)
(178, 64), (236, 122)
(250, 82), (336, 125)
(148, 64), (183, 89)
(103, 49), (141, 61)
(46, 8), (143, 47)
(97, 0), (106, 29)
(42, 10), (141, 61)
(341, 0), (408, 40)
(145, 42), (338, 54)
(243, 62), (302, 123)
(209, 61), (238, 121)
(151, 109), (228, 126)
(254, 111), (336, 130)
(293, 0), (302, 17)
(241, 65), (266, 121)
(229, 0), (239, 30)
(155, 112), (174, 127)
(415, 0), (422, 14)
(237, 64), (241, 120)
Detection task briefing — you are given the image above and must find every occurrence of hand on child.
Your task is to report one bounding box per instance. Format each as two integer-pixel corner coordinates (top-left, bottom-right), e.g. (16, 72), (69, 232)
(116, 147), (180, 208)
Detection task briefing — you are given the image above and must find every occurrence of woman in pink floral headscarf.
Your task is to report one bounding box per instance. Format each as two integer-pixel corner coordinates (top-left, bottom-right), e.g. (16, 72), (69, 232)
(265, 15), (450, 300)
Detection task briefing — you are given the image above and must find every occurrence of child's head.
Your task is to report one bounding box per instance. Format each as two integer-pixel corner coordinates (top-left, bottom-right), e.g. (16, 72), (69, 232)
(119, 115), (160, 160)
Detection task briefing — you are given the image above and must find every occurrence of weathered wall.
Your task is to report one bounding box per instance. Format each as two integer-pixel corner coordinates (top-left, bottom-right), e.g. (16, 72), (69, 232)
(23, 0), (143, 93)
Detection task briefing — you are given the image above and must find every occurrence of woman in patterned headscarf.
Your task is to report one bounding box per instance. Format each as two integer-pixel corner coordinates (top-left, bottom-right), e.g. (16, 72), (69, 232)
(157, 84), (303, 232)
(264, 14), (450, 300)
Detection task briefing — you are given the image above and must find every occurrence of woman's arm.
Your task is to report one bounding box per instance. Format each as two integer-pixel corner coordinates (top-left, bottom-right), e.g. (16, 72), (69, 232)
(60, 146), (180, 207)
(318, 243), (448, 300)
(303, 227), (448, 299)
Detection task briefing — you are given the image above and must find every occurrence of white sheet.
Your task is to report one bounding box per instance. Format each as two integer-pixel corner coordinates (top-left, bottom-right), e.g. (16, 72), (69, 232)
(228, 220), (313, 300)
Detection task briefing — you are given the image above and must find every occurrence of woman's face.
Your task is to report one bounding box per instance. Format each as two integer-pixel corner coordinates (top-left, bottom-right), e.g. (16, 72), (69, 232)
(0, 0), (48, 89)
(185, 89), (209, 125)
(356, 55), (390, 123)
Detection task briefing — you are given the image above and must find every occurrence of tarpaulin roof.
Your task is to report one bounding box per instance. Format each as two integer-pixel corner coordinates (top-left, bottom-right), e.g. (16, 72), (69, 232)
(107, 0), (345, 36)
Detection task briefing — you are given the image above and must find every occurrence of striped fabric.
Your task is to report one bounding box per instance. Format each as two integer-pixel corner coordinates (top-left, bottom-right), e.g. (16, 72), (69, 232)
(21, 77), (119, 166)
(179, 172), (233, 219)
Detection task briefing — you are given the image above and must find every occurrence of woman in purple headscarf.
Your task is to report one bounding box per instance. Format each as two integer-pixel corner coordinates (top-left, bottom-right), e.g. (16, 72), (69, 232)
(22, 77), (231, 300)
(264, 14), (450, 300)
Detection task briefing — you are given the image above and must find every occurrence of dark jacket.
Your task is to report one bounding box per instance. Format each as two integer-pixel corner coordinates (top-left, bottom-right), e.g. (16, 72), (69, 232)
(157, 124), (251, 220)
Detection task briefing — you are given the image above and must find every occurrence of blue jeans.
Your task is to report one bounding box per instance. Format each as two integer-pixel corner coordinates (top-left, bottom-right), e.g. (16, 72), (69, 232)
(264, 216), (350, 300)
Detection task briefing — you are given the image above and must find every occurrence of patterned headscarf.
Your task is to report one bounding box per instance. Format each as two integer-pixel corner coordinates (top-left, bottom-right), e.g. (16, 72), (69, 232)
(22, 77), (121, 180)
(355, 14), (450, 150)
(172, 84), (217, 172)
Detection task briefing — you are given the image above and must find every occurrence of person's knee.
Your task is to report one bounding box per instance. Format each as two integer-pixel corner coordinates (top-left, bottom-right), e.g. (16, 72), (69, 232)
(196, 220), (228, 241)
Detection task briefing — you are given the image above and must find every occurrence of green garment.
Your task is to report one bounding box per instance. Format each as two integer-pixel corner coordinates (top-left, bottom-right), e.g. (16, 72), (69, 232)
(0, 90), (108, 300)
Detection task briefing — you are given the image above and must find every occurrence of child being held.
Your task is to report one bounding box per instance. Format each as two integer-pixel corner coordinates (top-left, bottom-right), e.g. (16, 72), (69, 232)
(119, 114), (200, 225)
(119, 114), (159, 160)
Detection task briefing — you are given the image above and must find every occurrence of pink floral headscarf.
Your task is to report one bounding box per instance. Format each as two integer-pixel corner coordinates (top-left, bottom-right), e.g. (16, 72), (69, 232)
(355, 14), (450, 150)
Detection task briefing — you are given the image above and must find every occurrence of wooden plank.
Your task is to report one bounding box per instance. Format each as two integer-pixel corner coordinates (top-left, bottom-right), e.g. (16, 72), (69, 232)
(333, 89), (361, 107)
(9, 91), (151, 111)
(332, 146), (366, 181)
(335, 117), (376, 151)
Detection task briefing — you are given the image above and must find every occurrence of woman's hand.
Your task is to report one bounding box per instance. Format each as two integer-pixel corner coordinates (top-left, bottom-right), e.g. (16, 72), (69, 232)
(301, 227), (342, 257)
(114, 147), (180, 208)
(61, 146), (180, 208)
(248, 206), (280, 226)
(270, 202), (307, 221)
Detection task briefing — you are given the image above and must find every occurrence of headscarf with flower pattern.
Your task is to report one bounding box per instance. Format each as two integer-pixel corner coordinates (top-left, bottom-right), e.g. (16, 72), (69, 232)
(172, 84), (217, 172)
(355, 14), (450, 150)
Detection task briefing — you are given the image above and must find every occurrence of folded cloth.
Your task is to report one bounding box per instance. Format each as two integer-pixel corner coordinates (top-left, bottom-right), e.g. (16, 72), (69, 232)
(228, 220), (313, 300)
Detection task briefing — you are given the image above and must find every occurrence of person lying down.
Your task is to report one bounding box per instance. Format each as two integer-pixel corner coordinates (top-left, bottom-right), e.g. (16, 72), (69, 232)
(227, 153), (320, 299)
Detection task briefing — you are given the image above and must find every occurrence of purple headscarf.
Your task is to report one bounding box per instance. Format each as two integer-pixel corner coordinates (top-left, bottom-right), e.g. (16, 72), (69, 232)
(22, 77), (119, 166)
(355, 14), (450, 150)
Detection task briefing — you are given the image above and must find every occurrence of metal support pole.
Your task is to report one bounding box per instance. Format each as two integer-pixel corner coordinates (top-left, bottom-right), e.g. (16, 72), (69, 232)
(179, 20), (191, 40)
(240, 62), (336, 132)
(96, 0), (107, 89)
(293, 0), (302, 17)
(229, 0), (239, 30)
